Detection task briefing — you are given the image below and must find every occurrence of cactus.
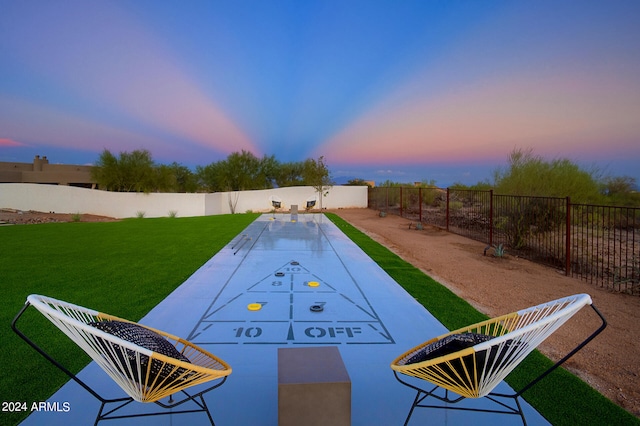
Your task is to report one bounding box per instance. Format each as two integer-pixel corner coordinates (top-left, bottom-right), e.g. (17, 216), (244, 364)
(493, 243), (506, 258)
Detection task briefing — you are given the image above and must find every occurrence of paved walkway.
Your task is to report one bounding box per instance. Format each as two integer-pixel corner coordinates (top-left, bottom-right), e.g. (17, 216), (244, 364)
(22, 214), (548, 425)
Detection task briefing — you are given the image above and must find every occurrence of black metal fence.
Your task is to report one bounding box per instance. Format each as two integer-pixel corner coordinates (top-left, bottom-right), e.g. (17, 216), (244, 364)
(369, 186), (640, 296)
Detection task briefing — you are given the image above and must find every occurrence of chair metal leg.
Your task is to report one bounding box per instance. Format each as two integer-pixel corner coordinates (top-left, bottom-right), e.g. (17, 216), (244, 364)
(94, 398), (136, 426)
(515, 303), (607, 398)
(395, 375), (526, 424)
(393, 302), (607, 425)
(12, 302), (110, 403)
(403, 390), (422, 426)
(12, 301), (224, 425)
(200, 394), (216, 426)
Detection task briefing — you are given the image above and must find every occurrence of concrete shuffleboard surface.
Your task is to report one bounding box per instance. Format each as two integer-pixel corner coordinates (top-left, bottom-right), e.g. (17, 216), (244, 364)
(22, 214), (549, 425)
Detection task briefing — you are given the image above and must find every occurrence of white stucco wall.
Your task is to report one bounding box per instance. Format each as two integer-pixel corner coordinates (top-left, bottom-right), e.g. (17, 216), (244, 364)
(0, 183), (367, 218)
(208, 185), (367, 215)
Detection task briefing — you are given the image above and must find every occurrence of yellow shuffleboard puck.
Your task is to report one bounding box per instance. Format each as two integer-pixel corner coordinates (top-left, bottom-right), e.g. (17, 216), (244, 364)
(247, 303), (262, 311)
(308, 281), (320, 287)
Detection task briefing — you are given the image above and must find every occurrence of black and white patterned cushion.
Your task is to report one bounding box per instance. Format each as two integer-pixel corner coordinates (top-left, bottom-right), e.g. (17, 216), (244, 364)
(406, 333), (494, 364)
(90, 320), (191, 384)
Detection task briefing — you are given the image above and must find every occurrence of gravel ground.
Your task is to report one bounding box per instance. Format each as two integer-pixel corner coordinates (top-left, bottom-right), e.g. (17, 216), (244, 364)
(332, 208), (640, 418)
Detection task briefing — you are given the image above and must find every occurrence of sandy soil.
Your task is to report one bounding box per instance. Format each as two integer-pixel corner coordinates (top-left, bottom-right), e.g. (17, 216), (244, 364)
(3, 208), (638, 417)
(332, 208), (640, 418)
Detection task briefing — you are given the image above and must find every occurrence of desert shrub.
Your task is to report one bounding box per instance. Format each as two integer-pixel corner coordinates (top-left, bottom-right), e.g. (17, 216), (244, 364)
(601, 176), (640, 207)
(494, 197), (565, 250)
(493, 148), (602, 203)
(421, 187), (442, 206)
(449, 201), (464, 212)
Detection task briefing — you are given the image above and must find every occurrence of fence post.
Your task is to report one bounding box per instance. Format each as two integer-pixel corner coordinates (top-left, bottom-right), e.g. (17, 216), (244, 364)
(446, 188), (450, 232)
(419, 187), (423, 223)
(489, 190), (493, 246)
(565, 196), (571, 276)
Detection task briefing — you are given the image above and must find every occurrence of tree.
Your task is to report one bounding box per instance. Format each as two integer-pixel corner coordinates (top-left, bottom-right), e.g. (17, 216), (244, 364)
(220, 150), (260, 191)
(119, 149), (156, 192)
(345, 178), (372, 187)
(379, 180), (406, 187)
(92, 149), (156, 192)
(601, 175), (640, 206)
(275, 161), (305, 187)
(196, 161), (225, 192)
(302, 156), (333, 210)
(91, 149), (119, 190)
(92, 149), (200, 193)
(203, 151), (279, 212)
(257, 154), (279, 189)
(168, 162), (199, 193)
(602, 175), (636, 196)
(154, 164), (176, 193)
(493, 148), (602, 203)
(418, 179), (438, 188)
(197, 151), (279, 192)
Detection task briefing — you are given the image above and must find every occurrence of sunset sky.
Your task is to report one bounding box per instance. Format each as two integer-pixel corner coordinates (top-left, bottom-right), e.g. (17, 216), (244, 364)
(1, 1), (639, 186)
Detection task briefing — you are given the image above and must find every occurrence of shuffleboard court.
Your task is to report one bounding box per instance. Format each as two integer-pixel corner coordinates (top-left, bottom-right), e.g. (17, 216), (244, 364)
(22, 214), (549, 425)
(186, 216), (394, 347)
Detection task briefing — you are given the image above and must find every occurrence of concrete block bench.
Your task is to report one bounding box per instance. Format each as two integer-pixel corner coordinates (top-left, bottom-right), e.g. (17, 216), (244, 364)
(278, 346), (351, 426)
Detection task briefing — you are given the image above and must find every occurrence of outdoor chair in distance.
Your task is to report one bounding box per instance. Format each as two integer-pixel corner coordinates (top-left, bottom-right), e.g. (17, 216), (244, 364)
(12, 294), (232, 425)
(390, 293), (606, 425)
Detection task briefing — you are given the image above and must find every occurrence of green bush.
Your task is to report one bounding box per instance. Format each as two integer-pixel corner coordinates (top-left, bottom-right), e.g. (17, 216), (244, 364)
(493, 148), (602, 203)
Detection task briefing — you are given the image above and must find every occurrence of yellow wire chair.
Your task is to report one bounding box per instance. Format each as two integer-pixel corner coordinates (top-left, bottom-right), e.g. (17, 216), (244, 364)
(391, 294), (606, 425)
(12, 294), (232, 425)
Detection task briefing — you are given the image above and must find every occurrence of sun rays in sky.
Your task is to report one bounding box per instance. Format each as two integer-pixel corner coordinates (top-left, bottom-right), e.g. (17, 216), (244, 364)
(1, 1), (639, 185)
(1, 0), (257, 162)
(319, 2), (640, 173)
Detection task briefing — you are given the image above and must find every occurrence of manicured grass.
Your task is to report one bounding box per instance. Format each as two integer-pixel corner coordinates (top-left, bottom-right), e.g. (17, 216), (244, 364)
(0, 214), (259, 425)
(325, 213), (638, 426)
(2, 212), (636, 425)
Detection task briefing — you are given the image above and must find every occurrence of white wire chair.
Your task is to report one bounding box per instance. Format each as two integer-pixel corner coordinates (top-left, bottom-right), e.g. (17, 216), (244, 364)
(12, 294), (232, 425)
(391, 293), (606, 425)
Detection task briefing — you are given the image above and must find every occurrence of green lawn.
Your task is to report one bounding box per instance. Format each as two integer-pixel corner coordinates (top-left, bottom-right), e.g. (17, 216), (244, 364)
(0, 214), (259, 425)
(325, 213), (638, 426)
(1, 213), (636, 425)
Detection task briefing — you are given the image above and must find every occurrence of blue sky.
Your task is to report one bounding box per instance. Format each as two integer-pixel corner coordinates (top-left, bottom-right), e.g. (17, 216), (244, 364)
(1, 0), (639, 187)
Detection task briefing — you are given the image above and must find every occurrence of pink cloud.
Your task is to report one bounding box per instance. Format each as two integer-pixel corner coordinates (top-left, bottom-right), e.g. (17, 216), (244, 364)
(0, 138), (26, 147)
(4, 1), (258, 156)
(319, 67), (640, 166)
(100, 13), (256, 154)
(316, 4), (640, 168)
(0, 97), (172, 153)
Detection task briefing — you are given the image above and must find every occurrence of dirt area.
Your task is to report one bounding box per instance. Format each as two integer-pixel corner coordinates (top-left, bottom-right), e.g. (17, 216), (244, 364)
(331, 208), (640, 418)
(3, 207), (638, 417)
(0, 209), (118, 225)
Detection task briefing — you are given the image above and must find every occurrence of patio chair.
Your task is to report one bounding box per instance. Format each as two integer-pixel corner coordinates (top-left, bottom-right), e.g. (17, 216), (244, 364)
(12, 294), (232, 425)
(390, 293), (606, 425)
